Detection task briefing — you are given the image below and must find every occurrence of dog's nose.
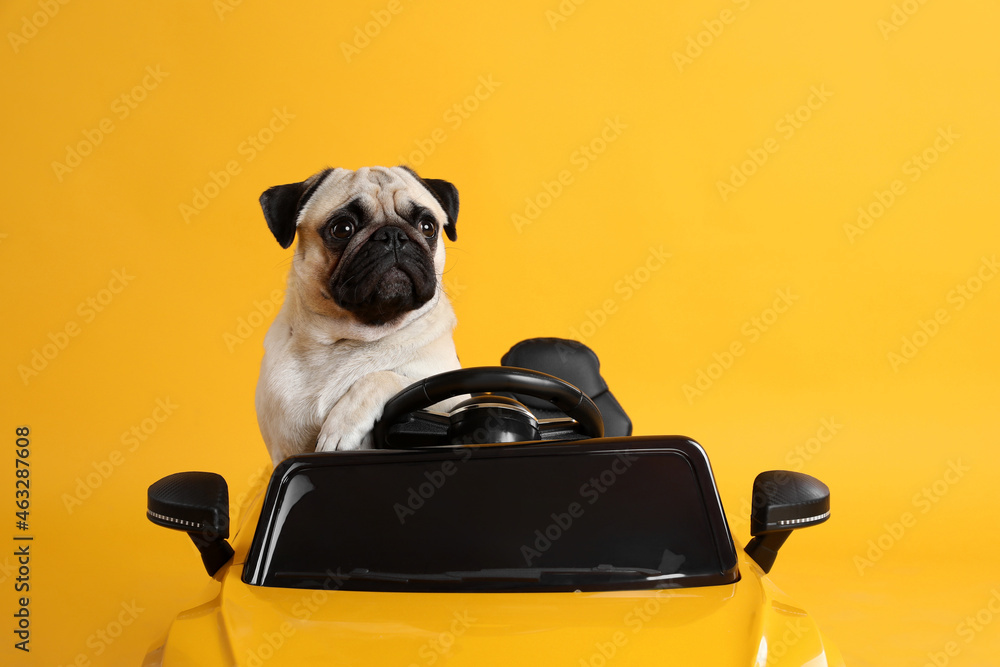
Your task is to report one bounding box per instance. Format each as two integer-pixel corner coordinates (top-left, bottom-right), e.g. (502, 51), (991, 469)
(373, 226), (409, 250)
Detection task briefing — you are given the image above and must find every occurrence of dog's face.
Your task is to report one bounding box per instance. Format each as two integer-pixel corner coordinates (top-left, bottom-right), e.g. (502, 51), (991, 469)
(259, 166), (458, 328)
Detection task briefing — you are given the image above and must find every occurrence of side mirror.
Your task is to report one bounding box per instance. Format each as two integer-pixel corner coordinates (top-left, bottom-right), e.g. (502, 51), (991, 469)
(744, 470), (830, 573)
(147, 472), (235, 576)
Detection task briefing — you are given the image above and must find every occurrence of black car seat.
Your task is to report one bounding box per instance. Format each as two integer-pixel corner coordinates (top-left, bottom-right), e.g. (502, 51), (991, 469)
(500, 338), (632, 437)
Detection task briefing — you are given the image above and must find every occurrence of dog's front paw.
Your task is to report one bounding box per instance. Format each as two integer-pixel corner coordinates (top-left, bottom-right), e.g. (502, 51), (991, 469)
(315, 415), (373, 452)
(314, 370), (411, 453)
(315, 393), (385, 452)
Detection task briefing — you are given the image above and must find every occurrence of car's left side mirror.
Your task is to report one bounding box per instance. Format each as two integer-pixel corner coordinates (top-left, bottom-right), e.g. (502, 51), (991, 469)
(147, 472), (235, 577)
(744, 470), (830, 573)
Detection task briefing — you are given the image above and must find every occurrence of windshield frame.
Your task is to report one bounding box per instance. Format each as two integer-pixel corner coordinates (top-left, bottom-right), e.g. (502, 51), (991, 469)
(242, 436), (739, 592)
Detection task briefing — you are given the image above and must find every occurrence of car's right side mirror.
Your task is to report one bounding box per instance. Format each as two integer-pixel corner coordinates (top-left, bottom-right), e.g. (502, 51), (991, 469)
(147, 471), (235, 577)
(744, 470), (830, 573)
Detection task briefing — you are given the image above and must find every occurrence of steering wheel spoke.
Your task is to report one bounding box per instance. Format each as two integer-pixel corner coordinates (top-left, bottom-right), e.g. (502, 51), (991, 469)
(410, 410), (451, 425)
(537, 417), (589, 441)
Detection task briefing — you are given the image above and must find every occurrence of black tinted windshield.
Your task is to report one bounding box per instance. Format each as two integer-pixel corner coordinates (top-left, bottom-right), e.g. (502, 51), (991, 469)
(244, 437), (738, 592)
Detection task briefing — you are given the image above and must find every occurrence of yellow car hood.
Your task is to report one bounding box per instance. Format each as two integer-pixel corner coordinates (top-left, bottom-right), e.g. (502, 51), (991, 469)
(160, 554), (841, 667)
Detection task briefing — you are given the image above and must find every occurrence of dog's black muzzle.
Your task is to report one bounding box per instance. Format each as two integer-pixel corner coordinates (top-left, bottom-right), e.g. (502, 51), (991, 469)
(331, 226), (437, 325)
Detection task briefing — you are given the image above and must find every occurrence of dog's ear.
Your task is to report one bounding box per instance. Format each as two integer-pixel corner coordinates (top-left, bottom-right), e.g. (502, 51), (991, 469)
(259, 169), (333, 249)
(422, 178), (459, 242)
(399, 166), (459, 241)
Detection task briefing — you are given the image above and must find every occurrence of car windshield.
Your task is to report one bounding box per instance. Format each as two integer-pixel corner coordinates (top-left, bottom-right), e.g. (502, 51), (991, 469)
(243, 438), (738, 592)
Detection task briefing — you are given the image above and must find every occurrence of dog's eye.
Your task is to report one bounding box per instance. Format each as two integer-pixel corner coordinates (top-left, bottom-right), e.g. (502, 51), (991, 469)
(419, 220), (436, 238)
(331, 221), (354, 240)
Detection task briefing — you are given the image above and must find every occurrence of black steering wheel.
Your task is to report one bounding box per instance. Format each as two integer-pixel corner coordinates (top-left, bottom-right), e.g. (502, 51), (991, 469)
(372, 367), (604, 449)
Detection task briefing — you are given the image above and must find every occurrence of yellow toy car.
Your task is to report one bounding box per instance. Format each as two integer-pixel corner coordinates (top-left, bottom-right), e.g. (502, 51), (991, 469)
(145, 340), (842, 666)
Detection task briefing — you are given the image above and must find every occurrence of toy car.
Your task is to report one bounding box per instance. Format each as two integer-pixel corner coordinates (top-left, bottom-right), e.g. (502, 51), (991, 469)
(144, 339), (843, 666)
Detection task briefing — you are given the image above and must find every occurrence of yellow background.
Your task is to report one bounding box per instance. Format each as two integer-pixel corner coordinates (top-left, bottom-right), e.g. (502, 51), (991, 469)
(2, 0), (998, 664)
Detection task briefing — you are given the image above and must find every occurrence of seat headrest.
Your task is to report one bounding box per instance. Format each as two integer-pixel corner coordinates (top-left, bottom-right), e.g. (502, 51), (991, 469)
(501, 338), (608, 398)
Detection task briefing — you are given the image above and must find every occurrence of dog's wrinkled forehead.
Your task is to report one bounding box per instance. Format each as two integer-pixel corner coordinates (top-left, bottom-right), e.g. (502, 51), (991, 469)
(260, 165), (458, 248)
(300, 167), (441, 225)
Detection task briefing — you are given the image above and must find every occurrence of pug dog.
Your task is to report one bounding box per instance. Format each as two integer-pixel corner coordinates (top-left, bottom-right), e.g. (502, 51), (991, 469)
(255, 166), (462, 466)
